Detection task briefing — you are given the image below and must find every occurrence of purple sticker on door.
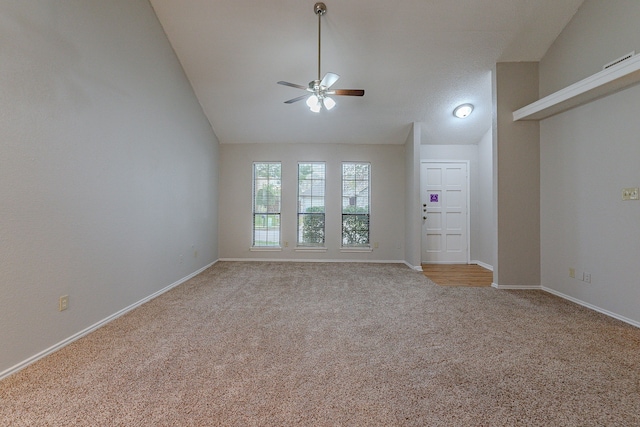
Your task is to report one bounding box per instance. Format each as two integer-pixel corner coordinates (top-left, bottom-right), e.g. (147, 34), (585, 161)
(430, 194), (438, 203)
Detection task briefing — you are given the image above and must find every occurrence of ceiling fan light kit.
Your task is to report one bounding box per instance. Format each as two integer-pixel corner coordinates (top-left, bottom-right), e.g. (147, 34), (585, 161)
(277, 2), (364, 113)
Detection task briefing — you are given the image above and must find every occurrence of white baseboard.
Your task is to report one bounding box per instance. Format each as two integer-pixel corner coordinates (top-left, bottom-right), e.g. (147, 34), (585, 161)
(219, 258), (424, 272)
(491, 283), (542, 290)
(0, 261), (217, 381)
(490, 283), (639, 328)
(219, 257), (407, 265)
(471, 260), (493, 271)
(404, 261), (423, 271)
(542, 286), (640, 329)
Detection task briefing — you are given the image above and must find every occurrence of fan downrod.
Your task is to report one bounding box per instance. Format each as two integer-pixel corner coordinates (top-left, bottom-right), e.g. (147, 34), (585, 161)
(277, 1), (365, 110)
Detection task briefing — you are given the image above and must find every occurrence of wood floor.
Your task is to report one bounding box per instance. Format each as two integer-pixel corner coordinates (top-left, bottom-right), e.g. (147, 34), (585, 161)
(421, 264), (493, 287)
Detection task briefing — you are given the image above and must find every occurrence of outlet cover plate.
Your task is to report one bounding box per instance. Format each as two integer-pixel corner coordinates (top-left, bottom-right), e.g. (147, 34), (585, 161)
(622, 187), (639, 200)
(59, 295), (69, 311)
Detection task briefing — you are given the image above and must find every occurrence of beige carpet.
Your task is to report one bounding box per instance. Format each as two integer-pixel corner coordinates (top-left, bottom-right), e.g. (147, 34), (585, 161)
(1, 262), (639, 426)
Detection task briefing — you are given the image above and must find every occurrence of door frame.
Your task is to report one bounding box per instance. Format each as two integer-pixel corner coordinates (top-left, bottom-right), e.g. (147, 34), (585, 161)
(420, 160), (471, 264)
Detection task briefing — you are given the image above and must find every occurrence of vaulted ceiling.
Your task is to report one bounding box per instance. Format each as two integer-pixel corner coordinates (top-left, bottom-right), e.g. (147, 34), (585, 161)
(149, 0), (584, 145)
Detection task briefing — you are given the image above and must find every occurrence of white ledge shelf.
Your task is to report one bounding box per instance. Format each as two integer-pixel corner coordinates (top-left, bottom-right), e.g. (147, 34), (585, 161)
(513, 54), (640, 121)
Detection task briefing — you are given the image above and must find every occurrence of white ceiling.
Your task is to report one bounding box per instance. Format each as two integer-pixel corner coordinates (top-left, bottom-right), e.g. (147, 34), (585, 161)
(149, 0), (584, 145)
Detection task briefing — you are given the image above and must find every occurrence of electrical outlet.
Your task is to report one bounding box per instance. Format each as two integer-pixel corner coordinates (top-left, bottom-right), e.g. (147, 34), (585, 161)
(59, 295), (69, 312)
(374, 242), (379, 249)
(622, 187), (639, 200)
(583, 272), (591, 283)
(569, 268), (575, 278)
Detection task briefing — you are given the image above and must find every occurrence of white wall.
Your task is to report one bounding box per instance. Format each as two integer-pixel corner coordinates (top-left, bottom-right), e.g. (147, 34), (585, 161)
(420, 140), (493, 268)
(219, 143), (405, 262)
(405, 124), (421, 269)
(0, 0), (219, 375)
(476, 128), (494, 269)
(539, 0), (640, 324)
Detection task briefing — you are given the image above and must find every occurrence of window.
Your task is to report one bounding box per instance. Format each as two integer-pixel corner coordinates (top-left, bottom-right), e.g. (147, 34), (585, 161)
(342, 162), (370, 247)
(253, 162), (281, 247)
(297, 163), (325, 246)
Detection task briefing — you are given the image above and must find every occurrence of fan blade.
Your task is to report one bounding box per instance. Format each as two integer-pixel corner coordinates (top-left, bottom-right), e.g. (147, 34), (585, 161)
(284, 94), (309, 104)
(333, 89), (365, 96)
(277, 81), (307, 90)
(320, 72), (340, 88)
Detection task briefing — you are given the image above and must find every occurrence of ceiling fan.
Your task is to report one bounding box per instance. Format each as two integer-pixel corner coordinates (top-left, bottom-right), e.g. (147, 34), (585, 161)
(277, 2), (365, 112)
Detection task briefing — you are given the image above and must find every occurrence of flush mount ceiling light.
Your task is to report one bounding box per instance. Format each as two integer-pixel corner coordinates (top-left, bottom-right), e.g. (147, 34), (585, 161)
(277, 2), (365, 113)
(453, 103), (474, 119)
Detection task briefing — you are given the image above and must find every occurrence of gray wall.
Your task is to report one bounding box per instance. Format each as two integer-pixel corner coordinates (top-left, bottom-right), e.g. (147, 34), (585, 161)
(539, 0), (640, 97)
(493, 62), (540, 287)
(0, 0), (219, 374)
(539, 0), (640, 324)
(219, 143), (405, 262)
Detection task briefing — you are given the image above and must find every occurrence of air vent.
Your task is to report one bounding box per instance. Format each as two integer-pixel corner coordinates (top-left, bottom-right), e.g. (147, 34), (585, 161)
(603, 51), (635, 70)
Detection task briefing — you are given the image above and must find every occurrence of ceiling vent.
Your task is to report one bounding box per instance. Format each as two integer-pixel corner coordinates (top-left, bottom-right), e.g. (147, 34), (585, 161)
(603, 51), (635, 70)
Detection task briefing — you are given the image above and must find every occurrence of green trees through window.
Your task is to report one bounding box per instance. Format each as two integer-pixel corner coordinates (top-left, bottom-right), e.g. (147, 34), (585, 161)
(342, 163), (370, 247)
(253, 162), (281, 247)
(252, 161), (370, 248)
(298, 163), (325, 246)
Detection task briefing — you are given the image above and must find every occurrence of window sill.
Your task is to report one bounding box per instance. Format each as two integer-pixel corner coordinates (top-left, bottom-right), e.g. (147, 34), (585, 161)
(340, 247), (373, 253)
(250, 247), (282, 252)
(295, 247), (328, 253)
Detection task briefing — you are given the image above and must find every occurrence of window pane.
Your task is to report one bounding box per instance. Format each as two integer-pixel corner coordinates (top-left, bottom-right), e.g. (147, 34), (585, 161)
(298, 162), (325, 246)
(298, 213), (325, 246)
(342, 214), (369, 246)
(342, 162), (370, 247)
(254, 214), (281, 246)
(253, 162), (281, 247)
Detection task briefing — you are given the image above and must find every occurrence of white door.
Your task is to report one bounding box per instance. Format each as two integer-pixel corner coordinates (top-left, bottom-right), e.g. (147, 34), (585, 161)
(421, 162), (469, 264)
